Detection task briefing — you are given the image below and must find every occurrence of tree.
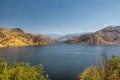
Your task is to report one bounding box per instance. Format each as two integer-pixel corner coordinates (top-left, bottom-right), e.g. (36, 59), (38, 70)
(0, 53), (50, 80)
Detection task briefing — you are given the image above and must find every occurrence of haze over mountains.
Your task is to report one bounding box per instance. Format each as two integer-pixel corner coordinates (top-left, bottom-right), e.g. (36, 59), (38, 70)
(0, 27), (54, 47)
(58, 33), (87, 41)
(45, 34), (63, 39)
(45, 33), (86, 41)
(65, 26), (120, 45)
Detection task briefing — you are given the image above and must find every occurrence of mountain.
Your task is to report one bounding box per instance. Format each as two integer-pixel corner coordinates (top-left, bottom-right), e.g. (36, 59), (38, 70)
(65, 26), (120, 45)
(0, 27), (54, 47)
(45, 34), (63, 39)
(59, 33), (87, 41)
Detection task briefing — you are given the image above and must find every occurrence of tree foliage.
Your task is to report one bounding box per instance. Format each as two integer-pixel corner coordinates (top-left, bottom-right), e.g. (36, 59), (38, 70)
(0, 53), (50, 80)
(78, 55), (120, 80)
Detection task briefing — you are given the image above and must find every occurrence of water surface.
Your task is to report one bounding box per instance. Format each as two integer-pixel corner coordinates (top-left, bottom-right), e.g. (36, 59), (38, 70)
(1, 43), (120, 80)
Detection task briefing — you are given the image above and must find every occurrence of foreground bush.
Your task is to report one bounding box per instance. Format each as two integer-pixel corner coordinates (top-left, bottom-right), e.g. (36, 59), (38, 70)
(0, 54), (50, 80)
(78, 55), (120, 80)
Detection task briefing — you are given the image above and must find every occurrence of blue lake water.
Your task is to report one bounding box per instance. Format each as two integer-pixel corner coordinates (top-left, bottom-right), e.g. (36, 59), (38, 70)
(0, 43), (120, 80)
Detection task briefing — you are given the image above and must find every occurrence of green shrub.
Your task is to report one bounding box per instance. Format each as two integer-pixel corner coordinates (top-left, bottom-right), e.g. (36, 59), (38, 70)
(0, 53), (50, 80)
(79, 55), (120, 80)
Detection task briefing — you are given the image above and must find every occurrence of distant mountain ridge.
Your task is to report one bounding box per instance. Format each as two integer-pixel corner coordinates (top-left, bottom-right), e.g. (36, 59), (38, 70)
(65, 26), (120, 45)
(59, 33), (88, 41)
(0, 27), (54, 47)
(45, 33), (86, 41)
(45, 34), (63, 39)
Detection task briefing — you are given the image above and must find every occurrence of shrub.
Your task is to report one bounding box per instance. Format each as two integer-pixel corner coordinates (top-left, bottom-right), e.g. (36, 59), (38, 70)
(78, 54), (120, 80)
(0, 53), (50, 80)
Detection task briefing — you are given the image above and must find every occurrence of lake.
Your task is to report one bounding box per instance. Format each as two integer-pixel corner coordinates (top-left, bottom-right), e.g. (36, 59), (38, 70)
(0, 43), (120, 80)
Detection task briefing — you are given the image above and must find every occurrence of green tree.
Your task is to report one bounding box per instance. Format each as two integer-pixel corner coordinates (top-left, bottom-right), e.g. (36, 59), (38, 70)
(0, 53), (50, 80)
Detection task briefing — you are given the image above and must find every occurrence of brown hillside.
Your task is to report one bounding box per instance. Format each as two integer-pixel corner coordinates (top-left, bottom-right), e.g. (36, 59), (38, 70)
(65, 26), (120, 45)
(0, 27), (54, 47)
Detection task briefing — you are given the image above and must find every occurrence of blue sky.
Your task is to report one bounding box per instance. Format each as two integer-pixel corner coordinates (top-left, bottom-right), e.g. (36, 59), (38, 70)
(0, 0), (120, 34)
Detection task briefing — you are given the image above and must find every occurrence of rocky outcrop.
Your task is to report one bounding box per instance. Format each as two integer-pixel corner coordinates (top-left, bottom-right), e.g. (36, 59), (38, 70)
(65, 26), (120, 45)
(0, 27), (54, 47)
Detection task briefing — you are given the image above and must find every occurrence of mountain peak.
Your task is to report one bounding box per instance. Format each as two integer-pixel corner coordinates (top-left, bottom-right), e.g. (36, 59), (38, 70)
(11, 28), (24, 32)
(102, 25), (120, 30)
(65, 26), (120, 45)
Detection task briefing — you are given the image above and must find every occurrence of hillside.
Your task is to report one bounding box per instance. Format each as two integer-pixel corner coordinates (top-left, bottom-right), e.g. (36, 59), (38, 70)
(65, 26), (120, 45)
(0, 27), (54, 47)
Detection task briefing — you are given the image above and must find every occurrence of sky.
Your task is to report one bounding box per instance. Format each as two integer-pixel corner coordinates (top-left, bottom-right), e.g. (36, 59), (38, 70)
(0, 0), (120, 34)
